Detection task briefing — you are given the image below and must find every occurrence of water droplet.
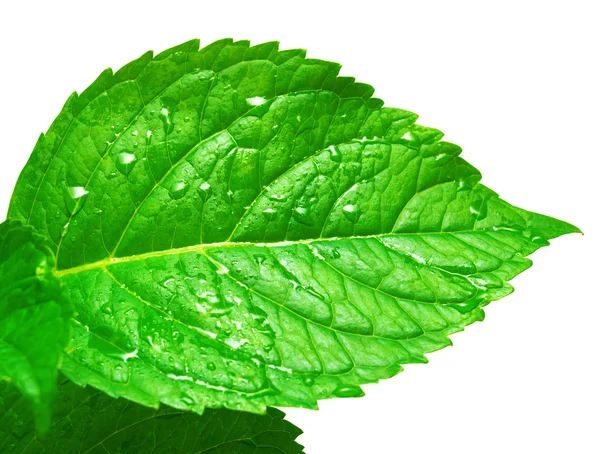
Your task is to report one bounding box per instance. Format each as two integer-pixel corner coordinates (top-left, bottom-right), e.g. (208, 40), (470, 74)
(88, 334), (138, 363)
(68, 186), (88, 199)
(207, 362), (216, 371)
(246, 96), (267, 106)
(435, 153), (452, 164)
(333, 385), (364, 398)
(492, 226), (520, 233)
(342, 204), (361, 223)
(531, 235), (550, 246)
(163, 277), (176, 289)
(198, 180), (212, 201)
(181, 394), (195, 405)
(255, 254), (267, 265)
(304, 376), (315, 387)
(116, 152), (137, 175)
(292, 205), (314, 226)
(467, 274), (503, 290)
(169, 181), (189, 200)
(64, 186), (89, 215)
(328, 145), (342, 162)
(262, 207), (277, 221)
(270, 193), (287, 202)
(400, 130), (422, 149)
(112, 363), (128, 383)
(450, 292), (489, 314)
(331, 247), (341, 259)
(100, 303), (112, 315)
(160, 107), (174, 135)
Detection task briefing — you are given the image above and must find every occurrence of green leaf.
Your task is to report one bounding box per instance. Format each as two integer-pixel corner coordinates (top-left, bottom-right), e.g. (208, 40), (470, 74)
(0, 220), (71, 432)
(0, 378), (304, 453)
(8, 39), (579, 415)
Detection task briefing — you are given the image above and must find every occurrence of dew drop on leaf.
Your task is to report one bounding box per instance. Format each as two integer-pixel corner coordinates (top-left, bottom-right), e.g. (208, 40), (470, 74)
(112, 364), (129, 383)
(262, 207), (277, 221)
(434, 153), (449, 164)
(169, 181), (189, 200)
(468, 274), (503, 290)
(116, 152), (137, 176)
(469, 204), (481, 217)
(160, 107), (175, 135)
(531, 235), (550, 246)
(64, 186), (89, 215)
(328, 145), (342, 163)
(342, 204), (361, 223)
(400, 130), (422, 149)
(450, 291), (489, 313)
(246, 96), (267, 106)
(304, 376), (315, 387)
(292, 206), (314, 226)
(270, 193), (287, 202)
(163, 277), (176, 290)
(198, 180), (212, 201)
(181, 394), (196, 406)
(333, 385), (364, 398)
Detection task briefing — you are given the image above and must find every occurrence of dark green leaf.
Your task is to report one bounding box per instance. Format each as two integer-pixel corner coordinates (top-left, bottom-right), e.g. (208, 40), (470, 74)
(0, 379), (304, 453)
(8, 39), (579, 415)
(0, 221), (71, 432)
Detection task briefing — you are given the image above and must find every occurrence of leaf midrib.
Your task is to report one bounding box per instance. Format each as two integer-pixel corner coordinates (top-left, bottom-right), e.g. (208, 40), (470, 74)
(53, 229), (494, 278)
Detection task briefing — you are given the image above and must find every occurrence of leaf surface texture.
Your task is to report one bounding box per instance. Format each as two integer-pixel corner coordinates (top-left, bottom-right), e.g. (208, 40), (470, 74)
(7, 38), (579, 414)
(0, 379), (304, 453)
(0, 221), (71, 431)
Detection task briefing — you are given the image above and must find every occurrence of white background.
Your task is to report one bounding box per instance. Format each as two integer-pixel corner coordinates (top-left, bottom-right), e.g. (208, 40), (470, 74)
(0, 1), (598, 453)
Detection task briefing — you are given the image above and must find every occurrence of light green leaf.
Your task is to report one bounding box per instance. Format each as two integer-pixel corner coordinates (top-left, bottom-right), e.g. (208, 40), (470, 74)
(8, 39), (579, 415)
(0, 378), (304, 453)
(0, 220), (71, 432)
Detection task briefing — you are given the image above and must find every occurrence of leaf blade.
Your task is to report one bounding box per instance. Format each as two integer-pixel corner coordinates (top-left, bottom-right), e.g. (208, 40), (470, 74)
(8, 39), (579, 415)
(0, 221), (72, 432)
(0, 379), (304, 453)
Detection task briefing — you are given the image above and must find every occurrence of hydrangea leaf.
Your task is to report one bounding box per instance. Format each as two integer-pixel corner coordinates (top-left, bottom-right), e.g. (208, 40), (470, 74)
(8, 39), (579, 415)
(0, 379), (304, 453)
(0, 221), (72, 432)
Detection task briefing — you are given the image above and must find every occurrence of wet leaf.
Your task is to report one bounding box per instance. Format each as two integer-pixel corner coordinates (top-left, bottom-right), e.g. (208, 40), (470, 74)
(7, 39), (579, 416)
